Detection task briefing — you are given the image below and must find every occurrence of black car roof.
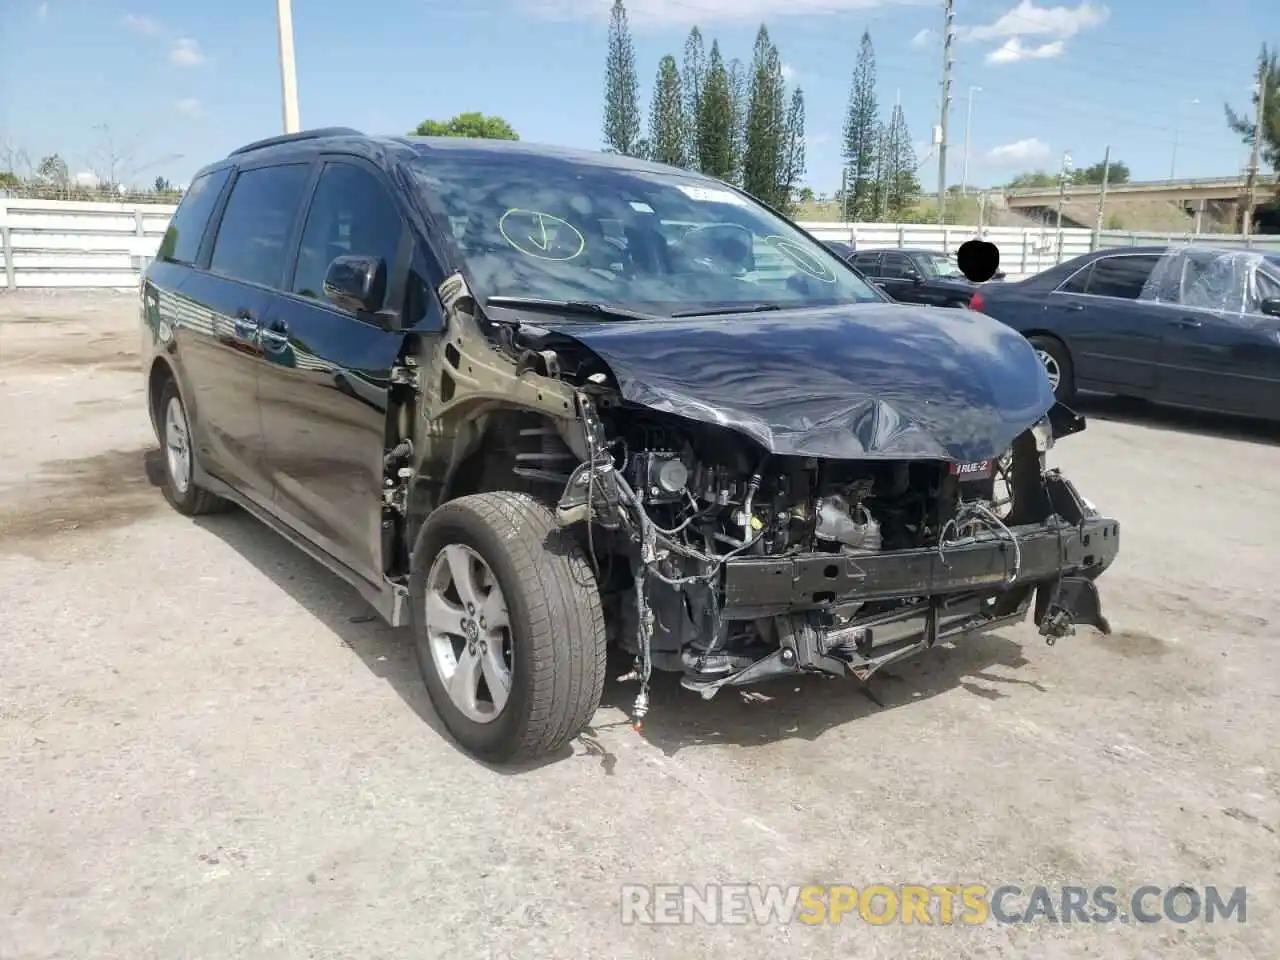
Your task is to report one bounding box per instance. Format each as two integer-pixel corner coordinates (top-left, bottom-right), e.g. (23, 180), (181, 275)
(191, 127), (731, 186)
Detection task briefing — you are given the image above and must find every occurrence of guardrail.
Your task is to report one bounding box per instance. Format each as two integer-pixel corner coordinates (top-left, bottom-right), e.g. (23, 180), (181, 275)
(2, 198), (1279, 290)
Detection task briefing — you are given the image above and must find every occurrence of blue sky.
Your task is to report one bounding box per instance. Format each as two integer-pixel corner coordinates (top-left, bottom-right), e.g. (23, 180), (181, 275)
(3, 0), (1277, 193)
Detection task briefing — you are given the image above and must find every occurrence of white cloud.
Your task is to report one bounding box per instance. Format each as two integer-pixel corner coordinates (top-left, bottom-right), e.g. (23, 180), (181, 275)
(910, 28), (934, 48)
(73, 170), (99, 187)
(781, 62), (797, 83)
(122, 14), (162, 35)
(959, 0), (1109, 42)
(986, 37), (1065, 63)
(986, 137), (1051, 165)
(520, 0), (929, 28)
(37, 2), (48, 21)
(175, 98), (202, 117)
(169, 38), (205, 67)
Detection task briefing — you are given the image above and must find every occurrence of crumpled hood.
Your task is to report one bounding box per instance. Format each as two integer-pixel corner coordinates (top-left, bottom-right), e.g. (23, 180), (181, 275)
(541, 302), (1055, 462)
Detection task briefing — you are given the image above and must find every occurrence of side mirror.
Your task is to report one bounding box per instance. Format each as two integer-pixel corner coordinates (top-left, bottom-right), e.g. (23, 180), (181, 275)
(324, 255), (387, 315)
(1261, 297), (1280, 318)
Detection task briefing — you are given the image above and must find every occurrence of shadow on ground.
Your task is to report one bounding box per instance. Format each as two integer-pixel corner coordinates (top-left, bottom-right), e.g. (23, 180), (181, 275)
(1073, 394), (1279, 446)
(598, 630), (1037, 758)
(166, 449), (1041, 769)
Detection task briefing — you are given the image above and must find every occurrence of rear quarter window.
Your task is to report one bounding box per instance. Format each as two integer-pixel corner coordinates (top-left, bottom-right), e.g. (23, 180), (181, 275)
(156, 167), (231, 265)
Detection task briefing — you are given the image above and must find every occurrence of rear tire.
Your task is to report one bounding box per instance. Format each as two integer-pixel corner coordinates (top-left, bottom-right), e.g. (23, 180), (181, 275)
(410, 491), (606, 764)
(1027, 334), (1075, 403)
(156, 378), (230, 516)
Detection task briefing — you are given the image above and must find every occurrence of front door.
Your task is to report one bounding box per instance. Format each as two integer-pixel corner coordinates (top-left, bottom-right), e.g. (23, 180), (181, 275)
(876, 251), (927, 303)
(1043, 252), (1166, 396)
(257, 157), (415, 585)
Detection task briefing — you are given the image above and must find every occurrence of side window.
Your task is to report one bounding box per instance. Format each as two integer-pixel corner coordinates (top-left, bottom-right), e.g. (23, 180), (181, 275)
(1249, 269), (1280, 313)
(208, 163), (312, 289)
(156, 167), (230, 265)
(881, 252), (917, 279)
(1057, 262), (1094, 294)
(852, 252), (880, 274)
(1084, 255), (1161, 300)
(291, 162), (404, 304)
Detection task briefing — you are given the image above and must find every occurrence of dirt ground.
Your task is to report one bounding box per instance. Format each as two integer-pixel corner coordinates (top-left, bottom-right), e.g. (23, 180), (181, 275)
(1, 289), (1278, 959)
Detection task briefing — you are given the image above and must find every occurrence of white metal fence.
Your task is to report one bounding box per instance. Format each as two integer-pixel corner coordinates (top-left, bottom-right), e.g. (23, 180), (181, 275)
(3, 197), (1279, 290)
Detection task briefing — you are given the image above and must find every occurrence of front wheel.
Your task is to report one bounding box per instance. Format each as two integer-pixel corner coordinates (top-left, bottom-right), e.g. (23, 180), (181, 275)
(409, 492), (607, 764)
(1027, 334), (1076, 403)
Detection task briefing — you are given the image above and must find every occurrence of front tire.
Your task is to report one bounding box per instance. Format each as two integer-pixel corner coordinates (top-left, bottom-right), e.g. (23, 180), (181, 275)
(409, 492), (607, 764)
(156, 378), (229, 516)
(1027, 334), (1076, 403)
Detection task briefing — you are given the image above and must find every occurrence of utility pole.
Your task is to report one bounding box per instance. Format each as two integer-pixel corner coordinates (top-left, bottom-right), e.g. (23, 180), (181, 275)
(937, 0), (955, 225)
(1093, 145), (1111, 248)
(1243, 69), (1267, 239)
(1055, 150), (1073, 261)
(961, 86), (981, 196)
(1055, 150), (1073, 231)
(276, 0), (301, 133)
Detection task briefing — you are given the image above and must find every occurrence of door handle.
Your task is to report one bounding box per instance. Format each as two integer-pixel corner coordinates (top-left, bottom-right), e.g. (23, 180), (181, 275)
(1176, 317), (1203, 329)
(1064, 302), (1085, 312)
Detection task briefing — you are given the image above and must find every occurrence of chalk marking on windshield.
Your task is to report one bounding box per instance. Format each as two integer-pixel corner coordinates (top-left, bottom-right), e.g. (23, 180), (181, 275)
(498, 208), (586, 261)
(764, 236), (838, 283)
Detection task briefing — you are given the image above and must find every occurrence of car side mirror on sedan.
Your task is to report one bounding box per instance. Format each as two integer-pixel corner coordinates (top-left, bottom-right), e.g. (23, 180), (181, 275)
(323, 254), (390, 320)
(1261, 297), (1280, 318)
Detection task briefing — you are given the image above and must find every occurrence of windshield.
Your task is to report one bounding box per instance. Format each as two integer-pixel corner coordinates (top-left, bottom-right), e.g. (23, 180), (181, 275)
(926, 254), (965, 279)
(402, 148), (884, 315)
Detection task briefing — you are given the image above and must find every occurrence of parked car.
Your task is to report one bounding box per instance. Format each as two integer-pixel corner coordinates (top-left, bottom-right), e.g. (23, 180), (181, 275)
(968, 244), (1280, 418)
(822, 239), (856, 260)
(141, 128), (1120, 763)
(837, 247), (1005, 307)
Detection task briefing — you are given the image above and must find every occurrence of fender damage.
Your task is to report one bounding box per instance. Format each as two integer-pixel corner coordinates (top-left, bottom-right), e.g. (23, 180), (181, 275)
(405, 273), (1120, 728)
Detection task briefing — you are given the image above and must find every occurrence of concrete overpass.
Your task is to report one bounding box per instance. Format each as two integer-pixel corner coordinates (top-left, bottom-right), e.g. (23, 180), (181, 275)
(1004, 175), (1251, 208)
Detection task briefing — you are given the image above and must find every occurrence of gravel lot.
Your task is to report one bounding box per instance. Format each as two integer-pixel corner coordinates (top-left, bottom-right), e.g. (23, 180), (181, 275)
(2, 289), (1278, 959)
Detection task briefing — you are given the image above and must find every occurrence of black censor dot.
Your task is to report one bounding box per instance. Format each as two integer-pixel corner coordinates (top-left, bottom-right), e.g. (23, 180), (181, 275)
(957, 239), (1000, 283)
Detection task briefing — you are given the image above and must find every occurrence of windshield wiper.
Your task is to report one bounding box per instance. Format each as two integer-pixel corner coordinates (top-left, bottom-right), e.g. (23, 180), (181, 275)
(483, 296), (658, 322)
(670, 303), (784, 318)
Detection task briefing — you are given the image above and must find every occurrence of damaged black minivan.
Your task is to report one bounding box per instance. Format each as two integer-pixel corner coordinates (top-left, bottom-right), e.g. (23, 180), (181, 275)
(141, 129), (1120, 762)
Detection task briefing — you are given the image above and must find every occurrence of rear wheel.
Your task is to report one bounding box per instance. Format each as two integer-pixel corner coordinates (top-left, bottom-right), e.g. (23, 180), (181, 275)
(1027, 334), (1075, 403)
(410, 491), (606, 764)
(156, 378), (229, 516)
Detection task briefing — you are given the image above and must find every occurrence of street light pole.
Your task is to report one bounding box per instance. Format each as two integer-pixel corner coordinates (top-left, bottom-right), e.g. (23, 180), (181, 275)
(1169, 97), (1199, 180)
(276, 0), (300, 133)
(961, 85), (981, 196)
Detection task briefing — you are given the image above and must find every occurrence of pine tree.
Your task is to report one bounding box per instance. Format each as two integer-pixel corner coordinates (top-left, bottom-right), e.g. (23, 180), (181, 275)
(884, 103), (921, 217)
(648, 55), (687, 168)
(681, 28), (707, 170)
(727, 58), (749, 186)
(743, 25), (787, 208)
(841, 30), (880, 221)
(781, 87), (806, 213)
(697, 41), (735, 180)
(602, 0), (641, 156)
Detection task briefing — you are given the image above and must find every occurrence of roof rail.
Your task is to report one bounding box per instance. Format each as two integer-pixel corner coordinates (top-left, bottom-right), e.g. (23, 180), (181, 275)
(227, 126), (364, 158)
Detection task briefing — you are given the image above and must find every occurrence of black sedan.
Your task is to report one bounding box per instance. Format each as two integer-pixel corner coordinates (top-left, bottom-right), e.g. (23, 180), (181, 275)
(968, 244), (1280, 419)
(839, 247), (1004, 308)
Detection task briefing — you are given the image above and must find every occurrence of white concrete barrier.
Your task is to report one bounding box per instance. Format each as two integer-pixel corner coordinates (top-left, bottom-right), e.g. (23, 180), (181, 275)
(2, 197), (1278, 290)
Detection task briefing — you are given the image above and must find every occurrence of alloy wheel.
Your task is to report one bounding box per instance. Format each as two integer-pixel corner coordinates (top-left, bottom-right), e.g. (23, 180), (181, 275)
(423, 544), (514, 724)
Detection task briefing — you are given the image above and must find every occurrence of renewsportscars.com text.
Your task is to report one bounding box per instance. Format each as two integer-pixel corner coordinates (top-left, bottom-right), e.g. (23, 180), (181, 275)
(619, 884), (1248, 926)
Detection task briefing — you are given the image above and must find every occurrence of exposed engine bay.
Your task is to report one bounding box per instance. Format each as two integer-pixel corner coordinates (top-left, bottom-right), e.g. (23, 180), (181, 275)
(406, 273), (1121, 731)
